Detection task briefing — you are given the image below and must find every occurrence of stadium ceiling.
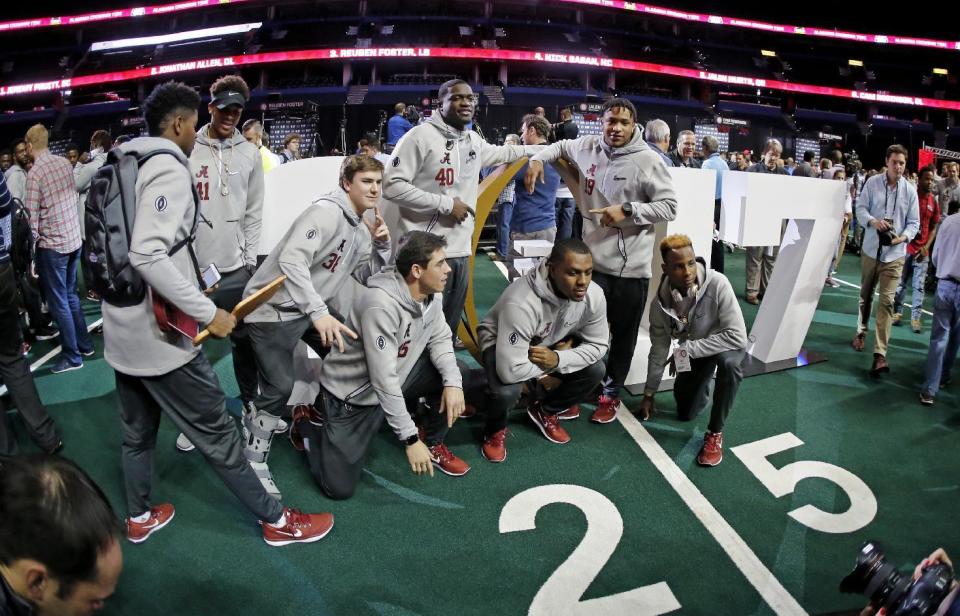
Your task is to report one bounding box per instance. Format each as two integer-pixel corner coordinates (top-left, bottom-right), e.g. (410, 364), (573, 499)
(1, 46), (956, 111)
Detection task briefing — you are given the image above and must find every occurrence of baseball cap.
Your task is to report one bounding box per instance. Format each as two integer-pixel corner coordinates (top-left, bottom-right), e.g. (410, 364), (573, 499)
(211, 90), (246, 110)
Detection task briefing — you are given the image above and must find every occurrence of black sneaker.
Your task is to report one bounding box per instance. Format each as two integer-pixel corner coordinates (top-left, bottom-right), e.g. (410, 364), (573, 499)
(919, 392), (935, 406)
(34, 327), (59, 341)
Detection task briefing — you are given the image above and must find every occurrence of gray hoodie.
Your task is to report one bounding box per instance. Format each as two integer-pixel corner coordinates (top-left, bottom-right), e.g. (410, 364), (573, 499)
(382, 112), (541, 258)
(190, 125), (264, 272)
(531, 127), (678, 279)
(477, 259), (609, 384)
(101, 137), (218, 377)
(319, 268), (462, 440)
(645, 260), (747, 392)
(75, 148), (108, 240)
(243, 188), (390, 323)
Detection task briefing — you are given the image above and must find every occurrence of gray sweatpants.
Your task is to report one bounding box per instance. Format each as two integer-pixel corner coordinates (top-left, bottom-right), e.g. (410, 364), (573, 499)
(248, 317), (329, 419)
(115, 353), (284, 522)
(300, 351), (444, 499)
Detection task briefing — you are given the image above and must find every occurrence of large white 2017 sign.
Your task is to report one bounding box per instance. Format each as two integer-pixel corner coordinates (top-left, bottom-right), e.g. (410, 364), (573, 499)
(625, 167), (846, 390)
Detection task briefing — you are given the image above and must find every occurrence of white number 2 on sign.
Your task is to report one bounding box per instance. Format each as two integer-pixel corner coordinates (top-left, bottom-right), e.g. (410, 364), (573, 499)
(499, 484), (681, 615)
(731, 432), (877, 534)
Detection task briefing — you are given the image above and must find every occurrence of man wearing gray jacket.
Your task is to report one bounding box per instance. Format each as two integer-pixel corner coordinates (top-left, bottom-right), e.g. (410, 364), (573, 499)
(242, 155), (391, 498)
(525, 97), (678, 425)
(382, 79), (541, 336)
(477, 239), (608, 459)
(638, 235), (747, 467)
(106, 81), (333, 547)
(300, 231), (466, 496)
(179, 75), (264, 454)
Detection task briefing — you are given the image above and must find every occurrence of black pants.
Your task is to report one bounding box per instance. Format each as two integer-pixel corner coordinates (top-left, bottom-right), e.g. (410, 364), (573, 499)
(18, 271), (51, 338)
(299, 351), (444, 500)
(481, 347), (605, 436)
(248, 317), (330, 419)
(710, 199), (725, 273)
(592, 272), (649, 398)
(210, 267), (258, 403)
(673, 349), (744, 433)
(0, 262), (60, 456)
(115, 353), (284, 522)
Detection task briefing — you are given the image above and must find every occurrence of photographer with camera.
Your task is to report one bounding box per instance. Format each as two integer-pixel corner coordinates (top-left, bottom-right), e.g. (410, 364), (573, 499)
(844, 544), (958, 616)
(852, 144), (920, 378)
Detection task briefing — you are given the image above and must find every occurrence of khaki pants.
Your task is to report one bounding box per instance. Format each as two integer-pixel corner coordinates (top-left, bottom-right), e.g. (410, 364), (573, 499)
(745, 245), (778, 297)
(858, 255), (905, 357)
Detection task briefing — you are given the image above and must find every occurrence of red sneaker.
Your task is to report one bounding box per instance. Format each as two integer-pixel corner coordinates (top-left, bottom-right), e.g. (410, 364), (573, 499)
(527, 402), (571, 444)
(557, 404), (580, 421)
(697, 432), (724, 467)
(126, 503), (176, 544)
(428, 443), (471, 476)
(262, 508), (334, 547)
(481, 429), (507, 463)
(591, 395), (620, 424)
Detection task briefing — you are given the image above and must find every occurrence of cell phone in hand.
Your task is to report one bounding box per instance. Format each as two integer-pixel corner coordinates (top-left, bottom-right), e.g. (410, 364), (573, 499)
(201, 264), (222, 289)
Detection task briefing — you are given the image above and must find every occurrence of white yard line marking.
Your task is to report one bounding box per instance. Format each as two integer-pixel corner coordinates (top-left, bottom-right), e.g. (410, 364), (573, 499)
(1, 318), (103, 400)
(617, 407), (808, 616)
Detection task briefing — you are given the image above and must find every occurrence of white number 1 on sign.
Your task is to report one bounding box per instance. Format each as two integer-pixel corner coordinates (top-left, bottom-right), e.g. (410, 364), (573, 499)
(499, 484), (681, 615)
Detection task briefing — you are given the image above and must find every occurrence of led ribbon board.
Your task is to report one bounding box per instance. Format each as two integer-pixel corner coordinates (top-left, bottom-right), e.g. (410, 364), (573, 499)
(2, 47), (957, 112)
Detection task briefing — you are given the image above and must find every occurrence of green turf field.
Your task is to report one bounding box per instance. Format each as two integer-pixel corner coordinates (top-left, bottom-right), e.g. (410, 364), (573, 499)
(6, 247), (958, 615)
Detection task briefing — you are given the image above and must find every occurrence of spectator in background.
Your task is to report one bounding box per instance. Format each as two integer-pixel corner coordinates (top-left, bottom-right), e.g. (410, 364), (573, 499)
(494, 133), (521, 257)
(359, 138), (391, 167)
(744, 138), (788, 304)
(0, 172), (62, 457)
(64, 144), (80, 170)
(852, 144), (920, 378)
(825, 169), (853, 288)
(74, 129), (112, 302)
(935, 161), (960, 208)
(534, 106), (546, 118)
(112, 134), (132, 147)
(794, 151), (817, 178)
(819, 158), (832, 178)
(784, 157), (796, 175)
(821, 149), (844, 180)
(644, 119), (673, 167)
(700, 135), (727, 273)
(280, 133), (301, 163)
(241, 119), (279, 174)
(0, 454), (123, 614)
(0, 150), (11, 173)
(670, 130), (701, 168)
(919, 203), (960, 406)
(507, 115), (560, 244)
(4, 140), (31, 201)
(552, 108), (579, 142)
(386, 102), (413, 152)
(23, 124), (95, 374)
(893, 165), (941, 333)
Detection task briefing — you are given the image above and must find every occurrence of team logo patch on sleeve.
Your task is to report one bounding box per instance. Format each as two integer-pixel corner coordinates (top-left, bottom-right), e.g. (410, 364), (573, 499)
(392, 157), (400, 167)
(306, 229), (317, 240)
(154, 196), (167, 212)
(376, 335), (386, 350)
(509, 332), (520, 345)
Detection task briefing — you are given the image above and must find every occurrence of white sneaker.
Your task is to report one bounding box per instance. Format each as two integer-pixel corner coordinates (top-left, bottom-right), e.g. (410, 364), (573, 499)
(175, 433), (195, 452)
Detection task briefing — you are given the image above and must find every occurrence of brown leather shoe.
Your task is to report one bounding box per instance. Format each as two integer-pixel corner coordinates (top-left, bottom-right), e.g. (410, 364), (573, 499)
(851, 332), (866, 352)
(870, 353), (889, 378)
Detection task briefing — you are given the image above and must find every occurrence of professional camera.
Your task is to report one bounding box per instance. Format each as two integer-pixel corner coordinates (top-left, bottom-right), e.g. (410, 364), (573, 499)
(877, 218), (898, 246)
(840, 541), (954, 616)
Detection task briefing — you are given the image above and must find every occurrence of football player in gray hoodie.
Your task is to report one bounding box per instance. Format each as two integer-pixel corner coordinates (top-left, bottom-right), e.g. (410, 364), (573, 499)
(382, 79), (542, 337)
(476, 240), (608, 459)
(178, 75), (265, 454)
(105, 81), (333, 547)
(242, 155), (392, 498)
(638, 234), (747, 467)
(302, 231), (465, 496)
(525, 97), (678, 425)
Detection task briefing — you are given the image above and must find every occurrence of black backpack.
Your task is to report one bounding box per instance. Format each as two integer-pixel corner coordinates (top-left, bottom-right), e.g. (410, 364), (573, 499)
(83, 148), (200, 307)
(9, 197), (34, 277)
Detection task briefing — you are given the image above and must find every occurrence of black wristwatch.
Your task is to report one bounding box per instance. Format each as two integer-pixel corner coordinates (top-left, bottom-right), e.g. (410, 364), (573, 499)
(621, 202), (634, 217)
(404, 434), (420, 446)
